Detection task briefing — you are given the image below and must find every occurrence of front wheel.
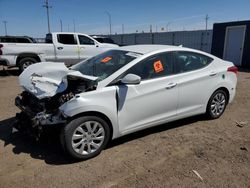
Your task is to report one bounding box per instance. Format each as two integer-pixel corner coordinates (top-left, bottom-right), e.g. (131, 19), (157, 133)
(206, 90), (228, 119)
(60, 116), (110, 160)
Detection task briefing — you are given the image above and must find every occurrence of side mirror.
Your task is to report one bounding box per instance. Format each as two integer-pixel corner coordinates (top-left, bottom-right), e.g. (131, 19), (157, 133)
(120, 74), (141, 85)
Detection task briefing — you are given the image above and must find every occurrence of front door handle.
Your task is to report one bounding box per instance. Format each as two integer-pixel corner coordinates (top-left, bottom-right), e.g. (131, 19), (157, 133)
(166, 83), (177, 89)
(57, 47), (63, 50)
(209, 72), (217, 76)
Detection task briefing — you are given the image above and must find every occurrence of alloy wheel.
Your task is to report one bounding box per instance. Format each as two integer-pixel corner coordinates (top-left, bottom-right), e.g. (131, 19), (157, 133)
(71, 121), (105, 155)
(210, 92), (226, 117)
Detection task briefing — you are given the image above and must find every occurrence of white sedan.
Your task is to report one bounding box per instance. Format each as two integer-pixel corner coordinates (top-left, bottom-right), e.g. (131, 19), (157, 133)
(15, 45), (238, 160)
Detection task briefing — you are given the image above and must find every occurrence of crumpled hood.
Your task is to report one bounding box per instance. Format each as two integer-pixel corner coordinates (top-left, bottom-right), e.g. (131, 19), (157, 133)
(19, 62), (98, 99)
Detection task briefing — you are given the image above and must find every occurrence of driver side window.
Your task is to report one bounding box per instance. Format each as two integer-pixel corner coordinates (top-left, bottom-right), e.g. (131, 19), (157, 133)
(78, 35), (95, 45)
(124, 52), (174, 80)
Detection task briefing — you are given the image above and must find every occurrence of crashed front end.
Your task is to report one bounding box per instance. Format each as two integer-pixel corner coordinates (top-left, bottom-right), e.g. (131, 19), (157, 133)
(14, 91), (68, 137)
(14, 62), (98, 138)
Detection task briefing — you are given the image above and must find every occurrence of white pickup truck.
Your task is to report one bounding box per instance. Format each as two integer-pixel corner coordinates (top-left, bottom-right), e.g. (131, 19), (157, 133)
(0, 32), (118, 71)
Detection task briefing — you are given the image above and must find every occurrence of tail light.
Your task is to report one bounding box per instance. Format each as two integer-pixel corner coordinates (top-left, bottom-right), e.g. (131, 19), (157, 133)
(0, 44), (3, 55)
(227, 66), (238, 75)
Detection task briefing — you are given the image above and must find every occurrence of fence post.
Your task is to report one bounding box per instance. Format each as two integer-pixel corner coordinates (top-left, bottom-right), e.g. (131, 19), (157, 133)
(121, 35), (123, 45)
(200, 32), (204, 51)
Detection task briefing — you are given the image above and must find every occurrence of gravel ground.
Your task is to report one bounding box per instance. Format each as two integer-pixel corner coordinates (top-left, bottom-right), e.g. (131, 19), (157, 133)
(0, 68), (249, 188)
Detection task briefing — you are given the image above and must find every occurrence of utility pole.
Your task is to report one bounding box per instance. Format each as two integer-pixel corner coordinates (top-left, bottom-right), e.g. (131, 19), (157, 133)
(166, 22), (171, 32)
(205, 14), (209, 31)
(3, 21), (7, 35)
(150, 24), (152, 33)
(122, 24), (124, 34)
(105, 11), (112, 36)
(43, 0), (52, 33)
(73, 19), (76, 32)
(60, 19), (63, 32)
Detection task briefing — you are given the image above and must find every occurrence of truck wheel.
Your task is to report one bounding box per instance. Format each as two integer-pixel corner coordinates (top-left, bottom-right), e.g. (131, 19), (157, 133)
(19, 57), (37, 72)
(60, 116), (111, 160)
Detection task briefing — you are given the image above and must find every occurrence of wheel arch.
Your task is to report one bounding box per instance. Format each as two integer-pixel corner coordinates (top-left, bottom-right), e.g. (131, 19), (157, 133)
(206, 86), (230, 108)
(69, 111), (114, 142)
(214, 87), (230, 104)
(16, 53), (41, 67)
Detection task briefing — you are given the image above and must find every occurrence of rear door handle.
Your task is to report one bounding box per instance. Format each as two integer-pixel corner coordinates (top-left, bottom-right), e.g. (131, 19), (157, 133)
(57, 47), (63, 50)
(166, 83), (177, 89)
(209, 72), (217, 76)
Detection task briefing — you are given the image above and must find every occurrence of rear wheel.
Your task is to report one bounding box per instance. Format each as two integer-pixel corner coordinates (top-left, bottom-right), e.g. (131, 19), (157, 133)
(206, 90), (228, 119)
(19, 57), (37, 72)
(60, 116), (110, 160)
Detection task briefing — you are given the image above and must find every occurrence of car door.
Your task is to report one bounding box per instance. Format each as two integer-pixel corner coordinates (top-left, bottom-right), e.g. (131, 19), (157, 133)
(78, 35), (102, 60)
(173, 51), (216, 116)
(55, 34), (80, 65)
(117, 52), (179, 134)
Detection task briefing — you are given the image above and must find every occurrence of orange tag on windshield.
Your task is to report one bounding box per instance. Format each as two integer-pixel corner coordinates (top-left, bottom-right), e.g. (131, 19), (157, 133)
(153, 60), (164, 73)
(101, 56), (112, 63)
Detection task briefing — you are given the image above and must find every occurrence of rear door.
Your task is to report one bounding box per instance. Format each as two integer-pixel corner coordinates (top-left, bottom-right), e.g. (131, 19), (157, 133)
(54, 34), (80, 65)
(173, 51), (215, 116)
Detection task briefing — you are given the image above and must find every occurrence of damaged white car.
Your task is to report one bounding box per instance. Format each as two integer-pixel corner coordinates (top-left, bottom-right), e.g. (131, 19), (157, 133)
(15, 45), (237, 160)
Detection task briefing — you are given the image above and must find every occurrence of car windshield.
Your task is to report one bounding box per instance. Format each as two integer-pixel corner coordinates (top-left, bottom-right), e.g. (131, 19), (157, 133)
(71, 50), (142, 81)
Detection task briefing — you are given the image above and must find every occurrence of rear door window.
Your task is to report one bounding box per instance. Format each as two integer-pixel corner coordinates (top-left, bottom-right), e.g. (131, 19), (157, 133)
(57, 34), (77, 45)
(174, 51), (213, 73)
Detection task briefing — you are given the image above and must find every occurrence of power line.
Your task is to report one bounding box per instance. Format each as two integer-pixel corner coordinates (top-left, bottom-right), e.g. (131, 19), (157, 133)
(73, 19), (76, 32)
(105, 11), (112, 36)
(205, 14), (209, 31)
(43, 0), (52, 33)
(3, 21), (8, 35)
(122, 24), (124, 34)
(60, 19), (63, 32)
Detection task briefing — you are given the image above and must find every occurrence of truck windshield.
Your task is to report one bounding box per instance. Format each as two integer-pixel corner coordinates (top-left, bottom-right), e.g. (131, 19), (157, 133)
(71, 50), (141, 81)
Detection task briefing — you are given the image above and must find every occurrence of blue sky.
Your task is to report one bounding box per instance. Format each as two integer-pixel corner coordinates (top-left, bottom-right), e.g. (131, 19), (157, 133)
(0, 0), (250, 37)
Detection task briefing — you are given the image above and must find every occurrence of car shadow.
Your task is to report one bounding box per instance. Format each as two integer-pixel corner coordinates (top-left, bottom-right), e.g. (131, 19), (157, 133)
(107, 115), (205, 148)
(0, 117), (72, 165)
(0, 115), (205, 165)
(0, 66), (20, 77)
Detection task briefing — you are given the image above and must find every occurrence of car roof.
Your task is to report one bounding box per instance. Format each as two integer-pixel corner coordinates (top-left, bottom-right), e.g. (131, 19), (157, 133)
(119, 45), (183, 54)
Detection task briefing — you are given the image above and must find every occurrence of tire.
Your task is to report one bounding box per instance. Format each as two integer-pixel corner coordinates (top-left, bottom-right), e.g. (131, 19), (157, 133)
(60, 116), (111, 160)
(19, 57), (37, 72)
(206, 89), (228, 119)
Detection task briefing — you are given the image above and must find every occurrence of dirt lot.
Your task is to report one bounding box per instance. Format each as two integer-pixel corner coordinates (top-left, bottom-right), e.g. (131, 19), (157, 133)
(0, 68), (249, 188)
